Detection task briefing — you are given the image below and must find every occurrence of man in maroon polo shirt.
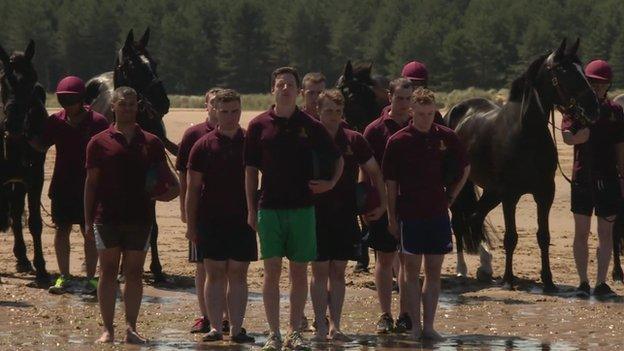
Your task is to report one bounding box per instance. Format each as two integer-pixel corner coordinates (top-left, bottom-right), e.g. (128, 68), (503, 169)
(383, 88), (469, 340)
(31, 76), (109, 295)
(176, 87), (220, 334)
(245, 67), (343, 351)
(362, 77), (413, 333)
(310, 89), (386, 342)
(401, 60), (445, 126)
(301, 72), (326, 119)
(85, 87), (178, 344)
(562, 59), (624, 298)
(186, 89), (256, 344)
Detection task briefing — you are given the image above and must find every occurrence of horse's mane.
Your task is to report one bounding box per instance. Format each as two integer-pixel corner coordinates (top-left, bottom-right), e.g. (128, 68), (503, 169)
(508, 53), (549, 103)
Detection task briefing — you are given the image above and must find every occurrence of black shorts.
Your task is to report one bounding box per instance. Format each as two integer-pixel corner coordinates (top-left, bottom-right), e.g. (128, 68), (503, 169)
(198, 220), (258, 262)
(94, 224), (152, 251)
(366, 214), (398, 253)
(571, 179), (621, 217)
(400, 215), (453, 255)
(51, 194), (84, 225)
(315, 210), (360, 261)
(188, 240), (204, 263)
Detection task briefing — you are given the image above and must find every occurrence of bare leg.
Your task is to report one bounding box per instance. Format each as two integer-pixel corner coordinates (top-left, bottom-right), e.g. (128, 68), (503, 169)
(122, 250), (148, 344)
(195, 262), (208, 318)
(54, 225), (72, 277)
(398, 253), (409, 316)
(263, 257), (282, 335)
(402, 253), (422, 340)
(422, 254), (445, 340)
(289, 260), (309, 332)
(96, 247), (121, 343)
(573, 214), (591, 284)
(328, 260), (348, 338)
(310, 261), (329, 340)
(375, 251), (396, 316)
(80, 226), (98, 279)
(204, 259), (227, 334)
(226, 260), (250, 337)
(597, 216), (615, 284)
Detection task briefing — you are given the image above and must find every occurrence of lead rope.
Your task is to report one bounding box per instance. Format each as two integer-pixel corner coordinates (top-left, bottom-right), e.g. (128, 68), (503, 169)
(550, 108), (574, 184)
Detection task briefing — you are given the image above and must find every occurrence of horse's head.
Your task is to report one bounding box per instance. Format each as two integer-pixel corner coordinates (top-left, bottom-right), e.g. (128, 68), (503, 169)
(0, 40), (46, 137)
(528, 38), (600, 126)
(114, 28), (169, 119)
(336, 61), (384, 131)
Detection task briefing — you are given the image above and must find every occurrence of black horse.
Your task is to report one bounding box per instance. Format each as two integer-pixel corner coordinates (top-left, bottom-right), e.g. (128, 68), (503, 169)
(611, 94), (624, 283)
(85, 28), (173, 283)
(446, 39), (600, 292)
(0, 40), (49, 284)
(336, 61), (387, 132)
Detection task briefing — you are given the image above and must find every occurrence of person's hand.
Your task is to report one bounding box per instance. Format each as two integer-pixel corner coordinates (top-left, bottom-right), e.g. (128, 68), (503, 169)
(364, 206), (385, 222)
(308, 179), (335, 194)
(84, 224), (95, 242)
(247, 210), (258, 231)
(387, 217), (400, 240)
(186, 226), (198, 243)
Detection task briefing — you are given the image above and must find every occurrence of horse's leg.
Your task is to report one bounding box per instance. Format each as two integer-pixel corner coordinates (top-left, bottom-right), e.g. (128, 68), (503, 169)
(10, 184), (32, 273)
(533, 183), (556, 292)
(149, 203), (164, 283)
(502, 194), (521, 290)
(612, 215), (624, 283)
(455, 234), (468, 278)
(27, 159), (49, 283)
(473, 190), (500, 282)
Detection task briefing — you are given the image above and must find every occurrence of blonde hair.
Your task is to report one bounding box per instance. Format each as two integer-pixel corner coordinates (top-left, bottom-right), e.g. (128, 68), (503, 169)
(411, 87), (435, 105)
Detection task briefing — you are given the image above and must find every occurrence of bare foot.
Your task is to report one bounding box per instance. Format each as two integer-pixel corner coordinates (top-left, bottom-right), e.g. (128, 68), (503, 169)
(409, 327), (422, 341)
(310, 332), (328, 342)
(422, 329), (445, 341)
(329, 330), (352, 342)
(95, 331), (114, 343)
(125, 329), (148, 344)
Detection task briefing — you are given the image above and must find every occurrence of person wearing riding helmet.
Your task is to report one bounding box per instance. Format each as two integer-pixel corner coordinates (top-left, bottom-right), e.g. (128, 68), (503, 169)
(401, 61), (446, 126)
(30, 76), (109, 295)
(561, 59), (624, 298)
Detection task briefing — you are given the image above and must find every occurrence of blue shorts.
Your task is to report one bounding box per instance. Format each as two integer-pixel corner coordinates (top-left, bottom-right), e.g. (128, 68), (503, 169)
(400, 215), (453, 255)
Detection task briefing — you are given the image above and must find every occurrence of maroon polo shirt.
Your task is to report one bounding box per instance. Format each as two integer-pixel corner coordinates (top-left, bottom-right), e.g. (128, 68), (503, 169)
(363, 106), (409, 164)
(562, 99), (624, 182)
(188, 128), (247, 224)
(41, 106), (109, 199)
(315, 127), (374, 214)
(244, 107), (341, 209)
(175, 120), (214, 172)
(383, 123), (468, 220)
(85, 124), (166, 224)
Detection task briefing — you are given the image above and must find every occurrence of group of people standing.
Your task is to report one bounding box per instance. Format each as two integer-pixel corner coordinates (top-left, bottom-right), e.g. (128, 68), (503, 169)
(32, 57), (624, 350)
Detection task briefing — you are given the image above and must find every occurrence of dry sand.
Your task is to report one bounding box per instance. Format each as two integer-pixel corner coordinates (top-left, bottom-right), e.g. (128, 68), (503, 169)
(0, 109), (623, 350)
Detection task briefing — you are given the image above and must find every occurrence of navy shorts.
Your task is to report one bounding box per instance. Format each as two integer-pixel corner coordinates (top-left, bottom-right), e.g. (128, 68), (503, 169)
(315, 209), (360, 261)
(400, 215), (453, 255)
(198, 219), (258, 262)
(571, 179), (621, 218)
(366, 214), (399, 253)
(51, 194), (84, 226)
(188, 240), (204, 263)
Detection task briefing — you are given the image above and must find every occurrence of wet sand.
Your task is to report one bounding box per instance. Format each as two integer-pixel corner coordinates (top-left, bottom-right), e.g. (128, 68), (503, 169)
(1, 109), (623, 350)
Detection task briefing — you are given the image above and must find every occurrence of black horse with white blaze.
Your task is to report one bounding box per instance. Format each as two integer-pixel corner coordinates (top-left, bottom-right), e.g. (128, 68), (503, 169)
(0, 40), (49, 285)
(446, 39), (600, 292)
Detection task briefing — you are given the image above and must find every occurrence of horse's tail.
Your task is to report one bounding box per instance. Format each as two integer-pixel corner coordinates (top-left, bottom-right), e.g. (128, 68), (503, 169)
(0, 188), (9, 232)
(450, 180), (492, 254)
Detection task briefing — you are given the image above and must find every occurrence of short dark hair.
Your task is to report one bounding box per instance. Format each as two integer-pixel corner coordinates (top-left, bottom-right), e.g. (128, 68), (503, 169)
(302, 72), (326, 88)
(111, 86), (137, 103)
(271, 66), (301, 89)
(317, 89), (345, 109)
(411, 87), (436, 105)
(214, 89), (241, 107)
(388, 78), (413, 95)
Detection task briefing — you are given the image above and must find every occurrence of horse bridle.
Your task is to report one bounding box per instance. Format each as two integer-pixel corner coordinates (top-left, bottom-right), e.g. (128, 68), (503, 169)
(116, 52), (164, 120)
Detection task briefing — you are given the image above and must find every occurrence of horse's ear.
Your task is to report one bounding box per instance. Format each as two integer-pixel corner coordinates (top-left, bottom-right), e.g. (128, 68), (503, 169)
(566, 37), (580, 56)
(124, 29), (135, 49)
(343, 61), (353, 81)
(364, 63), (373, 77)
(139, 27), (150, 49)
(0, 43), (10, 70)
(554, 38), (566, 61)
(24, 40), (35, 61)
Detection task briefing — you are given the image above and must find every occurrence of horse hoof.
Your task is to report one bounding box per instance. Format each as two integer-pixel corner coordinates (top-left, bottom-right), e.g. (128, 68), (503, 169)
(476, 269), (494, 283)
(35, 272), (50, 287)
(543, 283), (558, 294)
(15, 261), (34, 273)
(152, 272), (168, 285)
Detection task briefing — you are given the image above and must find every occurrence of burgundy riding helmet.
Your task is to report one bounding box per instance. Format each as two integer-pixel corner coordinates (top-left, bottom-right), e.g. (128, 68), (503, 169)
(56, 76), (86, 95)
(401, 61), (428, 81)
(584, 60), (612, 82)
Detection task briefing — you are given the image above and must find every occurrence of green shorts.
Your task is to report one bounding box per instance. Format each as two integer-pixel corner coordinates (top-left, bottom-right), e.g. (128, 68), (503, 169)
(257, 206), (317, 262)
